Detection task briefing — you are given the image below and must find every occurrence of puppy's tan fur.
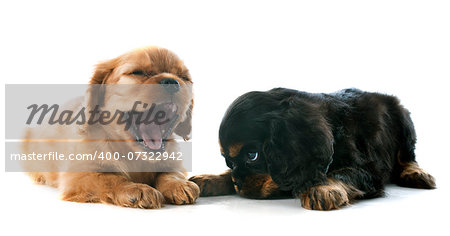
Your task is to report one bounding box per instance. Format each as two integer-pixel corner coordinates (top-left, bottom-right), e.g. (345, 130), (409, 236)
(22, 46), (199, 208)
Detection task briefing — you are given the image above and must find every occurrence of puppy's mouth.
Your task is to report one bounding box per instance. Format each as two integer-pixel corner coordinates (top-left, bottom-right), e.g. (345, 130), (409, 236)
(127, 103), (179, 151)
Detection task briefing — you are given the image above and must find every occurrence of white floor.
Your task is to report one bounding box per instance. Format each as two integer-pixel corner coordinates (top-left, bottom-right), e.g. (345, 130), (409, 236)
(1, 171), (447, 236)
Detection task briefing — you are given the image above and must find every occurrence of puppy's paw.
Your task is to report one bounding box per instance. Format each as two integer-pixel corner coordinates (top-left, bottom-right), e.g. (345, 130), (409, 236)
(189, 174), (235, 196)
(160, 180), (200, 205)
(398, 163), (436, 189)
(300, 184), (349, 211)
(189, 174), (216, 196)
(112, 183), (164, 209)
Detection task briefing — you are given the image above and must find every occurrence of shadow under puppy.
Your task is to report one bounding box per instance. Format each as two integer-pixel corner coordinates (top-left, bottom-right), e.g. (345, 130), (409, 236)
(190, 88), (436, 210)
(23, 46), (199, 208)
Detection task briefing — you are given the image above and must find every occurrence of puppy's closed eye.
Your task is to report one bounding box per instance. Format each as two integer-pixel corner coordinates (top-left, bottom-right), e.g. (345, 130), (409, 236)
(180, 75), (190, 81)
(130, 70), (146, 76)
(129, 70), (158, 77)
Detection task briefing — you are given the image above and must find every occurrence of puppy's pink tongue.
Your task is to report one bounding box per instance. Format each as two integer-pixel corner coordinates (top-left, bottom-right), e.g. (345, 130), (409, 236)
(139, 123), (162, 150)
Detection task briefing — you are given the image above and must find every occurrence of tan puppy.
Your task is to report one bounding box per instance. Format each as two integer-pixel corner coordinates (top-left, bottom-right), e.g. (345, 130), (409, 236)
(22, 46), (199, 208)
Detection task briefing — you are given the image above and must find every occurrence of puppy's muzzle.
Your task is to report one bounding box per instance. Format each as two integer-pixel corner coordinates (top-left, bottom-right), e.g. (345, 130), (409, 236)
(231, 176), (242, 191)
(160, 78), (180, 94)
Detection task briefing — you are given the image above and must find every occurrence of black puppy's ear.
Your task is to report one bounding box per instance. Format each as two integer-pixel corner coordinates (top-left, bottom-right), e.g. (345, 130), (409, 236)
(262, 99), (334, 194)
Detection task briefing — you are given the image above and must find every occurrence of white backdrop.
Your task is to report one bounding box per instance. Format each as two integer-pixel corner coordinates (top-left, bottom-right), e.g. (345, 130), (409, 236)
(1, 1), (449, 236)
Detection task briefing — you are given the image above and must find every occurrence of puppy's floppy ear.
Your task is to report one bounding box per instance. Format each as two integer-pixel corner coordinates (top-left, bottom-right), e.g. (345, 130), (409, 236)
(262, 98), (334, 194)
(86, 58), (118, 109)
(174, 99), (193, 140)
(80, 58), (117, 135)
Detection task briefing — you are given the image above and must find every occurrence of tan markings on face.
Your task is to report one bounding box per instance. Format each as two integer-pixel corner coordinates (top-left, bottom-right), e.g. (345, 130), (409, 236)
(231, 176), (238, 192)
(228, 143), (243, 158)
(260, 176), (279, 198)
(238, 174), (276, 199)
(230, 177), (239, 192)
(234, 185), (239, 193)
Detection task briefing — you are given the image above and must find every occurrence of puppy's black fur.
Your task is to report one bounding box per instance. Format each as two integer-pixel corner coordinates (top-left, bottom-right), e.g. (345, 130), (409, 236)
(191, 88), (435, 210)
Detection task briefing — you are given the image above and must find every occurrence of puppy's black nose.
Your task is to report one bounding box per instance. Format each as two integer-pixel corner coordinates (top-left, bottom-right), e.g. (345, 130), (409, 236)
(160, 78), (180, 94)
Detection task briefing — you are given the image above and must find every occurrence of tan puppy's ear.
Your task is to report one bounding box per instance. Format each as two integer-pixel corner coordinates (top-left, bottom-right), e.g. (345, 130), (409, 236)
(86, 58), (118, 109)
(174, 99), (193, 140)
(80, 59), (117, 135)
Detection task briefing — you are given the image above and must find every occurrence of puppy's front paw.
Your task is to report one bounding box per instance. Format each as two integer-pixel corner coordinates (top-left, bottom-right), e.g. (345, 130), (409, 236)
(189, 174), (216, 196)
(300, 184), (349, 210)
(189, 174), (235, 196)
(112, 183), (164, 209)
(160, 180), (200, 205)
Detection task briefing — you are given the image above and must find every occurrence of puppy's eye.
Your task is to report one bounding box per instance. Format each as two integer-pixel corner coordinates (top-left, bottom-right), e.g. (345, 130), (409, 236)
(181, 76), (190, 81)
(130, 70), (146, 76)
(247, 152), (259, 162)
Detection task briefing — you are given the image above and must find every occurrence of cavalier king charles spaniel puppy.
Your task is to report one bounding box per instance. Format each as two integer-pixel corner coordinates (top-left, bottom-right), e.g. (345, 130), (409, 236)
(190, 88), (436, 210)
(23, 46), (198, 209)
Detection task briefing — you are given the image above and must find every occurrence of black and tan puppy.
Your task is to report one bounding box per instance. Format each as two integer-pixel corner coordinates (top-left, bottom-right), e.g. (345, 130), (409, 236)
(190, 88), (436, 210)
